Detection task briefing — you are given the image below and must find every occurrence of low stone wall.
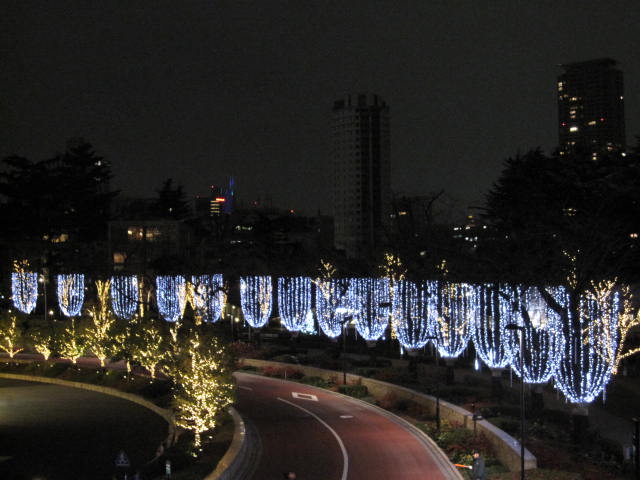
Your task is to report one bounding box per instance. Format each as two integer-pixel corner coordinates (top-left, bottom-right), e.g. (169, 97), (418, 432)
(241, 358), (537, 472)
(0, 372), (176, 449)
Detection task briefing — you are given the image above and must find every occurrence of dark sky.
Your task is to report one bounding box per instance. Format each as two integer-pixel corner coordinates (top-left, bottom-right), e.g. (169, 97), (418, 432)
(2, 1), (639, 215)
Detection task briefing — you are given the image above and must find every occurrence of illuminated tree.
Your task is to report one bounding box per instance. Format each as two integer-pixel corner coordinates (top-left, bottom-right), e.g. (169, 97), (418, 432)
(11, 260), (38, 314)
(0, 313), (24, 358)
(392, 280), (435, 352)
(131, 316), (167, 378)
(86, 280), (118, 366)
(379, 252), (406, 338)
(349, 277), (389, 342)
(110, 275), (139, 320)
(277, 277), (313, 332)
(612, 284), (640, 374)
(190, 274), (225, 324)
(551, 281), (619, 405)
(239, 276), (272, 328)
(472, 283), (515, 370)
(29, 327), (54, 360)
(433, 281), (473, 360)
(173, 331), (234, 448)
(315, 278), (352, 338)
(156, 275), (187, 323)
(509, 286), (565, 385)
(59, 318), (88, 364)
(56, 273), (85, 317)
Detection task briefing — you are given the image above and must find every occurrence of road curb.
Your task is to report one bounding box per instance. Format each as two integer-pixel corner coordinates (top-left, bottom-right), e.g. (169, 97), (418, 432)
(205, 406), (262, 480)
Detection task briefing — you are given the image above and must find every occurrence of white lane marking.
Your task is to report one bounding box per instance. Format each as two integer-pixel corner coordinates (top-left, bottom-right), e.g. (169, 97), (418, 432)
(278, 397), (348, 480)
(292, 392), (318, 401)
(239, 386), (253, 391)
(339, 415), (353, 419)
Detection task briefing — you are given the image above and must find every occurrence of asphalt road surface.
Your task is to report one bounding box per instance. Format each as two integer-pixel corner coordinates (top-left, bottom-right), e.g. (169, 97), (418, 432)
(0, 378), (168, 480)
(236, 372), (461, 480)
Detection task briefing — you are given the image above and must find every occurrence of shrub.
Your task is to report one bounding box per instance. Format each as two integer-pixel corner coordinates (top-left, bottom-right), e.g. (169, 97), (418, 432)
(338, 384), (368, 398)
(298, 376), (330, 388)
(260, 365), (303, 379)
(239, 364), (259, 372)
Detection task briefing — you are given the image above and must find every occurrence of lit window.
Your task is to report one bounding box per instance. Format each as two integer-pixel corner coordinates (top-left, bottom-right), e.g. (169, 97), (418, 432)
(569, 126), (578, 132)
(588, 120), (596, 126)
(630, 233), (638, 239)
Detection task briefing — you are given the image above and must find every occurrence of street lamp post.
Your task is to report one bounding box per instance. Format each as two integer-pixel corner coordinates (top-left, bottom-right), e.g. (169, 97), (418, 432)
(506, 323), (525, 480)
(39, 269), (49, 324)
(424, 335), (441, 431)
(633, 417), (639, 480)
(342, 315), (353, 385)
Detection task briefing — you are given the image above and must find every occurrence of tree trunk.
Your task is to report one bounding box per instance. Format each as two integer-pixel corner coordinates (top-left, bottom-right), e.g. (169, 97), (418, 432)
(530, 384), (545, 414)
(491, 368), (504, 402)
(571, 404), (589, 444)
(444, 358), (456, 385)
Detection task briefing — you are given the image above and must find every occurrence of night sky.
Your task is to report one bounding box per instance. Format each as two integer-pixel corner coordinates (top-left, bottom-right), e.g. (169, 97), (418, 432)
(2, 1), (639, 215)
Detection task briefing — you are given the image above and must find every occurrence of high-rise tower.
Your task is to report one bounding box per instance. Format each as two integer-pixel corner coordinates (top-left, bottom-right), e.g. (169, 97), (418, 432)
(331, 94), (390, 258)
(558, 58), (625, 159)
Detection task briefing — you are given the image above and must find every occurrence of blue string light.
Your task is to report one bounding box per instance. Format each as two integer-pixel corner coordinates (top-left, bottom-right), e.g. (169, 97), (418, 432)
(240, 276), (272, 328)
(349, 277), (390, 341)
(553, 285), (620, 404)
(56, 274), (85, 317)
(11, 271), (38, 314)
(433, 282), (473, 359)
(392, 280), (436, 351)
(191, 274), (225, 322)
(509, 286), (565, 384)
(277, 277), (312, 332)
(315, 278), (352, 338)
(156, 275), (187, 323)
(110, 276), (139, 320)
(471, 283), (515, 369)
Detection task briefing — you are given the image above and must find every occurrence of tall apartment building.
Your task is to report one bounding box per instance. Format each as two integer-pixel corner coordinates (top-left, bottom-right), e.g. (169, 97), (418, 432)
(558, 58), (625, 159)
(331, 94), (390, 258)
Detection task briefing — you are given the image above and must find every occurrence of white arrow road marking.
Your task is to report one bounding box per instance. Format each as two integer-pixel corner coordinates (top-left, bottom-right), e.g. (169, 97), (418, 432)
(339, 415), (353, 419)
(291, 392), (318, 401)
(278, 397), (348, 480)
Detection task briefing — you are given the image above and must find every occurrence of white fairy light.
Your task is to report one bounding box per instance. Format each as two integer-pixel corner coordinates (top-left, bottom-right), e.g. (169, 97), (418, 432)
(156, 275), (187, 323)
(277, 277), (312, 332)
(110, 276), (139, 320)
(509, 286), (565, 384)
(392, 280), (436, 351)
(11, 271), (38, 314)
(56, 274), (85, 317)
(433, 282), (473, 359)
(553, 283), (620, 404)
(471, 283), (515, 369)
(240, 276), (272, 328)
(349, 277), (390, 341)
(191, 274), (225, 323)
(315, 278), (352, 338)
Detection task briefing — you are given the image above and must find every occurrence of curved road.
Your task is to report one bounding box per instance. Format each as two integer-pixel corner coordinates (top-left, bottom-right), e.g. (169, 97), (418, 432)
(236, 373), (461, 480)
(0, 378), (168, 480)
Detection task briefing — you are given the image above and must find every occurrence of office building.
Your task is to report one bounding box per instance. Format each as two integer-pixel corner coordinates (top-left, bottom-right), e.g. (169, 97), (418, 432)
(558, 58), (625, 159)
(331, 94), (390, 257)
